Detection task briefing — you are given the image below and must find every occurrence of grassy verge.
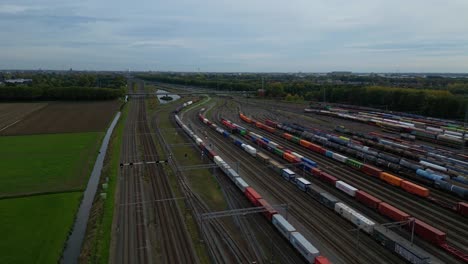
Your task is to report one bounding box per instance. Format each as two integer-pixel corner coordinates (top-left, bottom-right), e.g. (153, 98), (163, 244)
(147, 98), (226, 264)
(0, 192), (82, 264)
(78, 105), (128, 264)
(0, 132), (103, 197)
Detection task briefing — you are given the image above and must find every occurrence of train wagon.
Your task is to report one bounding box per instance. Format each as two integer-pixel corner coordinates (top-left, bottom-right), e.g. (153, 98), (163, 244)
(380, 172), (403, 186)
(336, 181), (358, 197)
(355, 190), (382, 209)
(411, 219), (446, 246)
(257, 199), (278, 221)
(245, 187), (262, 206)
(400, 181), (430, 197)
(272, 214), (296, 240)
(290, 232), (320, 263)
(378, 203), (410, 222)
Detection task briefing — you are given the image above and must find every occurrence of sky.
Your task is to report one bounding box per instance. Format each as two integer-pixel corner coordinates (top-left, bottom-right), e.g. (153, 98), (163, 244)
(1, 0), (467, 72)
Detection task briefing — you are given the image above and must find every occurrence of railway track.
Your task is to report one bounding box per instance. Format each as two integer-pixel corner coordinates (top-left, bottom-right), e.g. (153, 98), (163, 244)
(155, 99), (306, 263)
(184, 100), (403, 264)
(114, 98), (150, 264)
(229, 100), (467, 262)
(113, 82), (198, 263)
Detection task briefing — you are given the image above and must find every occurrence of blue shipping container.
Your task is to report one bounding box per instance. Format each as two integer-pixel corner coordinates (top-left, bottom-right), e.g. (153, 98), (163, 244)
(301, 157), (317, 167)
(325, 150), (334, 158)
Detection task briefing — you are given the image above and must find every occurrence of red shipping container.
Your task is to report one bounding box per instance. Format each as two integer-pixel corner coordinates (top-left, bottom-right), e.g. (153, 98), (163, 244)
(283, 133), (293, 140)
(401, 181), (430, 197)
(315, 146), (326, 155)
(311, 168), (321, 177)
(457, 202), (468, 217)
(257, 199), (277, 221)
(378, 202), (410, 222)
(315, 256), (331, 264)
(284, 152), (300, 163)
(245, 187), (262, 206)
(300, 139), (312, 148)
(355, 190), (382, 209)
(265, 126), (275, 133)
(265, 119), (278, 127)
(319, 172), (338, 186)
(361, 164), (382, 178)
(409, 219), (446, 246)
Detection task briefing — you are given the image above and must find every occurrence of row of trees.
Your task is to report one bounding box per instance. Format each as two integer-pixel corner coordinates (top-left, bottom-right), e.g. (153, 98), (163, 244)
(0, 85), (124, 101)
(0, 72), (126, 101)
(137, 73), (467, 120)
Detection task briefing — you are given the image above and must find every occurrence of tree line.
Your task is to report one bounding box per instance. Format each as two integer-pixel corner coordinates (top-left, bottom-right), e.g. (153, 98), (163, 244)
(137, 73), (468, 120)
(0, 72), (125, 101)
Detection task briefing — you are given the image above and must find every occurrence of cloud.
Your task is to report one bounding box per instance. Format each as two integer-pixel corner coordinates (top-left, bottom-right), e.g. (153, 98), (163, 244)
(1, 0), (468, 72)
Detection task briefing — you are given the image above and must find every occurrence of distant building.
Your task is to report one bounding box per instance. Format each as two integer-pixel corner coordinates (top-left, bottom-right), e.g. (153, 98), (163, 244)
(4, 78), (32, 84)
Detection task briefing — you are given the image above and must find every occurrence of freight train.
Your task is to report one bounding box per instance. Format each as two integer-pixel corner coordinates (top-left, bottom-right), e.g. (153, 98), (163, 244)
(173, 105), (331, 264)
(201, 113), (450, 263)
(248, 115), (468, 201)
(221, 114), (468, 262)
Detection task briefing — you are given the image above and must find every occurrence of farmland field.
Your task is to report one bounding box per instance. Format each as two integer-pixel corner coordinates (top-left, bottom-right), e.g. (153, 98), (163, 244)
(0, 132), (102, 197)
(0, 103), (48, 131)
(1, 100), (120, 135)
(0, 192), (82, 264)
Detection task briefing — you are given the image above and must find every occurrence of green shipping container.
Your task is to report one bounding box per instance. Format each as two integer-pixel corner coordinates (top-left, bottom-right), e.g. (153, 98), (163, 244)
(346, 159), (362, 169)
(274, 148), (284, 157)
(291, 136), (301, 143)
(239, 130), (247, 135)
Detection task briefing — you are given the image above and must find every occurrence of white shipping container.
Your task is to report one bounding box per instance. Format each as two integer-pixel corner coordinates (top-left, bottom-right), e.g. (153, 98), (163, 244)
(244, 145), (257, 156)
(291, 152), (304, 160)
(272, 214), (296, 239)
(427, 126), (443, 133)
(335, 181), (358, 197)
(227, 168), (239, 180)
(334, 203), (375, 233)
(289, 232), (320, 262)
(268, 141), (279, 148)
(332, 153), (348, 163)
(195, 138), (203, 146)
(420, 160), (447, 172)
(234, 177), (249, 192)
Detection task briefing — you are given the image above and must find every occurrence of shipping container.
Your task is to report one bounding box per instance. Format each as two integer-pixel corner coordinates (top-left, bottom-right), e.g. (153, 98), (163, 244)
(256, 152), (270, 164)
(314, 256), (331, 264)
(282, 168), (296, 181)
(301, 157), (317, 167)
(319, 172), (338, 185)
(456, 202), (468, 216)
(400, 181), (430, 197)
(226, 168), (239, 181)
(355, 190), (382, 209)
(380, 172), (403, 186)
(336, 181), (358, 197)
(346, 158), (363, 169)
(361, 164), (382, 177)
(332, 152), (348, 163)
(411, 219), (446, 246)
(325, 150), (334, 158)
(272, 214), (296, 240)
(245, 187), (262, 206)
(283, 133), (293, 140)
(319, 192), (340, 209)
(235, 177), (249, 192)
(257, 199), (278, 221)
(242, 145), (257, 156)
(378, 203), (410, 222)
(284, 152), (300, 163)
(309, 168), (320, 177)
(296, 177), (311, 192)
(334, 202), (375, 233)
(290, 232), (320, 263)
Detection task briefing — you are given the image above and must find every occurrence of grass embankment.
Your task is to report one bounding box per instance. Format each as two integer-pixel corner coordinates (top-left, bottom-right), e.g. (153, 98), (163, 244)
(147, 96), (226, 264)
(0, 132), (103, 197)
(0, 192), (82, 264)
(79, 105), (128, 263)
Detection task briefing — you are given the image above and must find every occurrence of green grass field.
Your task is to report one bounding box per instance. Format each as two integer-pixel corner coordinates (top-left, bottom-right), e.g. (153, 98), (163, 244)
(0, 132), (102, 197)
(0, 192), (82, 264)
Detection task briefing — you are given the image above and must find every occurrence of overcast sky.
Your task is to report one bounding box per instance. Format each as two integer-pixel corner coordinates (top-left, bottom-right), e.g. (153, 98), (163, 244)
(1, 0), (467, 72)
